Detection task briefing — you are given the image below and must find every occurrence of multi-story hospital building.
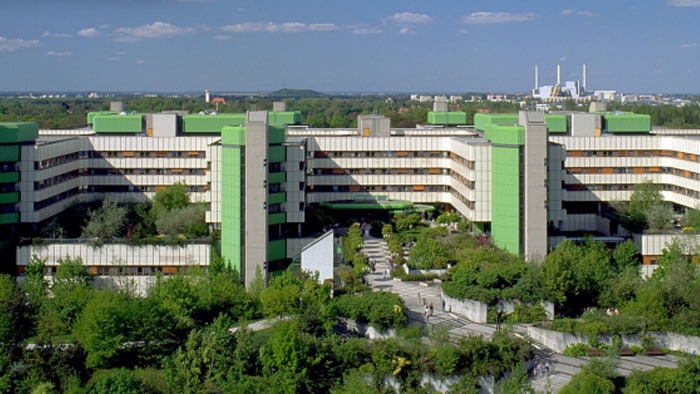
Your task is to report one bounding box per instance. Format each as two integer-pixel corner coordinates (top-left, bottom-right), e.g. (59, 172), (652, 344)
(2, 101), (698, 285)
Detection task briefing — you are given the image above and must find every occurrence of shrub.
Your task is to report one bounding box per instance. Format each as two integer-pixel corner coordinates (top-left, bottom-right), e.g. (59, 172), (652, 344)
(548, 318), (581, 333)
(396, 323), (424, 339)
(332, 292), (407, 330)
(431, 344), (462, 375)
(390, 268), (438, 282)
(506, 303), (547, 324)
(563, 343), (590, 357)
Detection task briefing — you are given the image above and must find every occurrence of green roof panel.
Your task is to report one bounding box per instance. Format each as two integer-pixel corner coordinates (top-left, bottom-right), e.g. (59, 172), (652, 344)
(0, 122), (39, 144)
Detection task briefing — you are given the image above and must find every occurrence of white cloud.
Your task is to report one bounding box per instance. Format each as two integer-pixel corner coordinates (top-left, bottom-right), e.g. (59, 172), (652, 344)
(0, 37), (40, 52)
(136, 59), (144, 64)
(681, 42), (699, 48)
(77, 28), (100, 38)
(399, 27), (414, 35)
(561, 9), (594, 17)
(214, 35), (232, 40)
(108, 56), (119, 61)
(462, 12), (537, 24)
(667, 0), (700, 6)
(221, 22), (338, 33)
(352, 27), (382, 35)
(42, 31), (72, 38)
(47, 50), (72, 56)
(113, 21), (195, 42)
(384, 12), (433, 24)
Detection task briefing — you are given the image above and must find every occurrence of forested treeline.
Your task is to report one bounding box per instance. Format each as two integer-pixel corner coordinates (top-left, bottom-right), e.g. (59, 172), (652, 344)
(9, 95), (700, 130)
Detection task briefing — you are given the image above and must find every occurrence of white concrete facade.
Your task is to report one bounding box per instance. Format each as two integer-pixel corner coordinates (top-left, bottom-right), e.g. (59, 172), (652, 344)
(16, 111), (700, 273)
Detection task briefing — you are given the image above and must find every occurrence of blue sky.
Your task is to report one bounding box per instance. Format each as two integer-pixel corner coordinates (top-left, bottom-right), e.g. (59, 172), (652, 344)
(2, 0), (700, 94)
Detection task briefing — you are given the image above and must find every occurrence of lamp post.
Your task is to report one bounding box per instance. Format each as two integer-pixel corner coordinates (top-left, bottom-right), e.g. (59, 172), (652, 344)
(496, 305), (504, 332)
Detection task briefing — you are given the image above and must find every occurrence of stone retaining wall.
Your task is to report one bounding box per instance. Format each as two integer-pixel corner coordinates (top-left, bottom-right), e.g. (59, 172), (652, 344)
(442, 292), (555, 324)
(527, 325), (700, 354)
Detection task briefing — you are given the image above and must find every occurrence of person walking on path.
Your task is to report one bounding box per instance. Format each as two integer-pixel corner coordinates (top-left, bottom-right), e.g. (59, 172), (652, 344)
(424, 305), (430, 320)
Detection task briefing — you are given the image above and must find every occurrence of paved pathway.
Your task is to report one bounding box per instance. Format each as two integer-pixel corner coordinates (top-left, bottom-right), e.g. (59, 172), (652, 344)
(361, 233), (495, 340)
(359, 233), (680, 393)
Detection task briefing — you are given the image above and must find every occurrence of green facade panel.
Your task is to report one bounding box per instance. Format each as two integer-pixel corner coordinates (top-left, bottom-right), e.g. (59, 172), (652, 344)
(0, 212), (19, 225)
(0, 192), (19, 204)
(268, 145), (286, 163)
(545, 114), (568, 133)
(268, 111), (301, 127)
(267, 172), (286, 184)
(221, 126), (246, 145)
(87, 111), (117, 125)
(221, 146), (244, 274)
(491, 146), (521, 255)
(267, 239), (286, 261)
(268, 192), (286, 205)
(427, 112), (467, 125)
(485, 125), (525, 146)
(603, 114), (651, 133)
(93, 115), (143, 133)
(0, 145), (20, 163)
(0, 122), (38, 144)
(182, 114), (246, 133)
(268, 126), (286, 145)
(268, 212), (286, 225)
(0, 172), (19, 183)
(474, 113), (519, 132)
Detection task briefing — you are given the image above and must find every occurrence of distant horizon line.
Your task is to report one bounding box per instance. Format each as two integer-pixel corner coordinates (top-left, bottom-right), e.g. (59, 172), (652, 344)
(0, 90), (698, 97)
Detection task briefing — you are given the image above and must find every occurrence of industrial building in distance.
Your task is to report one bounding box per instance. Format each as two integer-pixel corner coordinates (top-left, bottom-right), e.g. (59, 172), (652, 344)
(3, 100), (700, 287)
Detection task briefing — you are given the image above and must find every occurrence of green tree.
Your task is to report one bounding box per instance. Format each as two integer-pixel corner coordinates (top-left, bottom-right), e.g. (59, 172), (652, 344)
(148, 273), (200, 330)
(540, 239), (614, 313)
(164, 315), (236, 393)
(258, 319), (319, 394)
(612, 240), (640, 272)
(85, 368), (143, 394)
(342, 224), (363, 265)
(559, 358), (617, 394)
(626, 179), (671, 231)
(81, 197), (127, 239)
(150, 182), (190, 219)
(683, 207), (700, 231)
(0, 274), (28, 345)
(22, 254), (49, 313)
(539, 240), (579, 307)
(393, 213), (422, 233)
(74, 290), (180, 369)
(408, 237), (450, 270)
(260, 270), (302, 317)
(73, 291), (131, 368)
(39, 256), (93, 337)
(154, 204), (207, 237)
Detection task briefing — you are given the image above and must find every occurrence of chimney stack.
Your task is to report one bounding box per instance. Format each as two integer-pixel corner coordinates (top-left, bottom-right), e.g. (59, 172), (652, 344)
(583, 64), (587, 91)
(535, 64), (539, 89)
(205, 89), (210, 103)
(557, 64), (561, 86)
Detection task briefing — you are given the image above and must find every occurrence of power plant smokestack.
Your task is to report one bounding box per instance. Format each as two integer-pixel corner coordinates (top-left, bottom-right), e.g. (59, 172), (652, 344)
(583, 64), (587, 91)
(205, 89), (210, 103)
(535, 64), (539, 89)
(557, 64), (561, 86)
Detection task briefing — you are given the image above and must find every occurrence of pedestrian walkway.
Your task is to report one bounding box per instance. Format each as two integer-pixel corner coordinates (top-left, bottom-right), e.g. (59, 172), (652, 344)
(361, 234), (495, 340)
(359, 233), (680, 393)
